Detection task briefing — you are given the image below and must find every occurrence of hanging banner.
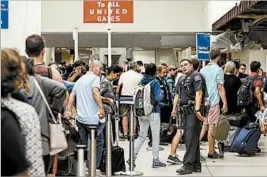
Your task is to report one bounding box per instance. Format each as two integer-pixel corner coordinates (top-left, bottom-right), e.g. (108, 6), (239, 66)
(83, 0), (134, 23)
(1, 0), (9, 29)
(196, 33), (211, 61)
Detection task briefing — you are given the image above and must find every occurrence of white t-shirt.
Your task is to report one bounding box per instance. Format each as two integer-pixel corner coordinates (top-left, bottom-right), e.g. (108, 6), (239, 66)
(118, 70), (143, 96)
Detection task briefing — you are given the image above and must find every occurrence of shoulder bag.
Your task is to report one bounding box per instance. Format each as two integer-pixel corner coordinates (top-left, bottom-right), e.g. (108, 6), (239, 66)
(33, 78), (68, 155)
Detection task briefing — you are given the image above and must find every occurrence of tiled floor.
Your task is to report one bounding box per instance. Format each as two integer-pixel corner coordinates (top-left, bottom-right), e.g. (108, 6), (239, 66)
(116, 135), (267, 176)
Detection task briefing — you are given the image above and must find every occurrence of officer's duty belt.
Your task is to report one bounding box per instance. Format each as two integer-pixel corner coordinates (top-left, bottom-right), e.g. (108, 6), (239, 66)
(180, 105), (194, 115)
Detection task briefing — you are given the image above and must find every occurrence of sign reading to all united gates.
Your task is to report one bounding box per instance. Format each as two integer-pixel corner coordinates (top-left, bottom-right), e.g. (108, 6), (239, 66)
(83, 0), (133, 23)
(196, 33), (211, 61)
(1, 0), (9, 29)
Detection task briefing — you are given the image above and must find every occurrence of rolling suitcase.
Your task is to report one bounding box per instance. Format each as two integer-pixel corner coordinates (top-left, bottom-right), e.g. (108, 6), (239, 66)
(230, 123), (261, 155)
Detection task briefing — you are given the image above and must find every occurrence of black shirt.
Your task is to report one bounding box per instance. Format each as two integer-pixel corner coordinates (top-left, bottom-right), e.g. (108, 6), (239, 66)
(221, 74), (242, 114)
(176, 71), (204, 105)
(238, 73), (248, 79)
(1, 107), (30, 176)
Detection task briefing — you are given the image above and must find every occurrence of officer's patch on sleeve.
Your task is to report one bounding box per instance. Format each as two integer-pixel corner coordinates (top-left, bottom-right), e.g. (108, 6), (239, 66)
(194, 75), (201, 82)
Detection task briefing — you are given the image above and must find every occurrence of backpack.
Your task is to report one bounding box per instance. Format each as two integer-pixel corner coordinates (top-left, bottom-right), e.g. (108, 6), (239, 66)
(213, 113), (230, 141)
(237, 76), (259, 107)
(33, 64), (52, 79)
(133, 80), (155, 117)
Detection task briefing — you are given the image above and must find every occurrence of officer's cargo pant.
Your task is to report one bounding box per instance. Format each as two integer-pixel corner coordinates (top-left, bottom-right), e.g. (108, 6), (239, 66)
(183, 113), (201, 169)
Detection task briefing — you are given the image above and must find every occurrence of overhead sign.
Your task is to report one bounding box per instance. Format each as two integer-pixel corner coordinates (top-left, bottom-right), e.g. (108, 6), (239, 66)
(83, 0), (134, 23)
(196, 33), (211, 61)
(1, 0), (9, 29)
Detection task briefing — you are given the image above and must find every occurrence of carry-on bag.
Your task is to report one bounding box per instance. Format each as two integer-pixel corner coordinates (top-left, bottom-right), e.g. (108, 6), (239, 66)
(160, 118), (177, 144)
(227, 113), (248, 128)
(230, 122), (261, 155)
(100, 108), (126, 174)
(225, 126), (240, 148)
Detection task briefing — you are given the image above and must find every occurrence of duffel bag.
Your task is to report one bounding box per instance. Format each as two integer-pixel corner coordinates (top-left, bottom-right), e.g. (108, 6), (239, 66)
(227, 113), (248, 128)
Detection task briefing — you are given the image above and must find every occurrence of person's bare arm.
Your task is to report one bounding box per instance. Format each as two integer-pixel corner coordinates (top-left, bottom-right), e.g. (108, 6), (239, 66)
(15, 171), (28, 176)
(65, 92), (76, 117)
(255, 86), (264, 107)
(195, 89), (203, 111)
(67, 73), (79, 82)
(195, 89), (205, 121)
(51, 66), (64, 83)
(218, 83), (228, 112)
(171, 94), (179, 116)
(116, 84), (121, 95)
(93, 88), (105, 118)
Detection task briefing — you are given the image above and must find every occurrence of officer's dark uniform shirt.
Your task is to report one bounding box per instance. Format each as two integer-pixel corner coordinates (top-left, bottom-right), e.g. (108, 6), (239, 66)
(176, 71), (204, 105)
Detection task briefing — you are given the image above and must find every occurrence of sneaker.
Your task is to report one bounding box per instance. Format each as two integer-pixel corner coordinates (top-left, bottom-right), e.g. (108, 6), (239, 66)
(200, 154), (207, 162)
(152, 160), (166, 168)
(254, 146), (261, 153)
(167, 155), (182, 164)
(148, 141), (152, 147)
(119, 135), (128, 141)
(208, 151), (223, 159)
(126, 159), (136, 167)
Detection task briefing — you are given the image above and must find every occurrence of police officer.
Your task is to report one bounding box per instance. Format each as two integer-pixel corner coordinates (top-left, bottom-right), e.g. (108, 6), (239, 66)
(173, 58), (205, 175)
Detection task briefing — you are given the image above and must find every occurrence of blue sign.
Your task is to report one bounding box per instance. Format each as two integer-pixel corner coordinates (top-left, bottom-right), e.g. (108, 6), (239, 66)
(1, 0), (9, 29)
(196, 33), (211, 61)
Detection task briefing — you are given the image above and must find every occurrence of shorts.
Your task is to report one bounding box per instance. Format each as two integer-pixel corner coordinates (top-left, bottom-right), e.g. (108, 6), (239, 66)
(119, 104), (131, 116)
(204, 104), (220, 125)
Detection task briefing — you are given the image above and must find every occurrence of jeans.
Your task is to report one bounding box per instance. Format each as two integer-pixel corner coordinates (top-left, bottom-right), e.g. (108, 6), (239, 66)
(76, 121), (105, 169)
(134, 113), (161, 160)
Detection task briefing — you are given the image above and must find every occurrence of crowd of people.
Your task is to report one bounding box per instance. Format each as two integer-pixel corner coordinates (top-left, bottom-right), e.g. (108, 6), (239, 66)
(2, 34), (266, 176)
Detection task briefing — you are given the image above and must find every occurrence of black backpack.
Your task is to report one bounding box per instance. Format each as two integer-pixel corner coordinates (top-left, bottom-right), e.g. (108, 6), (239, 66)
(237, 76), (259, 107)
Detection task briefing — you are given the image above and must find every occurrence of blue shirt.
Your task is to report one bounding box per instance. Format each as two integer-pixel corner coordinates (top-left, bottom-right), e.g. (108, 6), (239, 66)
(73, 72), (100, 125)
(200, 63), (224, 106)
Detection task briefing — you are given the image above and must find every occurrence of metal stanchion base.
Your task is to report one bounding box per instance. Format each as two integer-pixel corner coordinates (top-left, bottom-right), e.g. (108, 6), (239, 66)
(121, 171), (143, 176)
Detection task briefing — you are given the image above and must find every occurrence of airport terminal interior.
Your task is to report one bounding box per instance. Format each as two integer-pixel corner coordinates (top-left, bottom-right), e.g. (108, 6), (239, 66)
(1, 0), (267, 176)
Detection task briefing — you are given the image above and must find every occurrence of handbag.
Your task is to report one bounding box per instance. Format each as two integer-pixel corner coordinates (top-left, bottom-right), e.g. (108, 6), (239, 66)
(33, 78), (68, 156)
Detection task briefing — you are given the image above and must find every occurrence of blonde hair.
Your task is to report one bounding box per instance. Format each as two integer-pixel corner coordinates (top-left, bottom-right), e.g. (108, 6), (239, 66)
(224, 61), (236, 74)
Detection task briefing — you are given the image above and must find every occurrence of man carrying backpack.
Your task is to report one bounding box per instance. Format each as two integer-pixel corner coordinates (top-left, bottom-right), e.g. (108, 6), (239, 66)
(243, 61), (264, 153)
(130, 63), (166, 168)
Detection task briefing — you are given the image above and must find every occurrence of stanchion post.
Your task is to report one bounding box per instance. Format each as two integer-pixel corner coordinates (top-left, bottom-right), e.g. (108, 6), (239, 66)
(106, 113), (112, 176)
(87, 126), (97, 177)
(115, 99), (120, 145)
(76, 145), (86, 177)
(129, 105), (135, 172)
(122, 103), (143, 176)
